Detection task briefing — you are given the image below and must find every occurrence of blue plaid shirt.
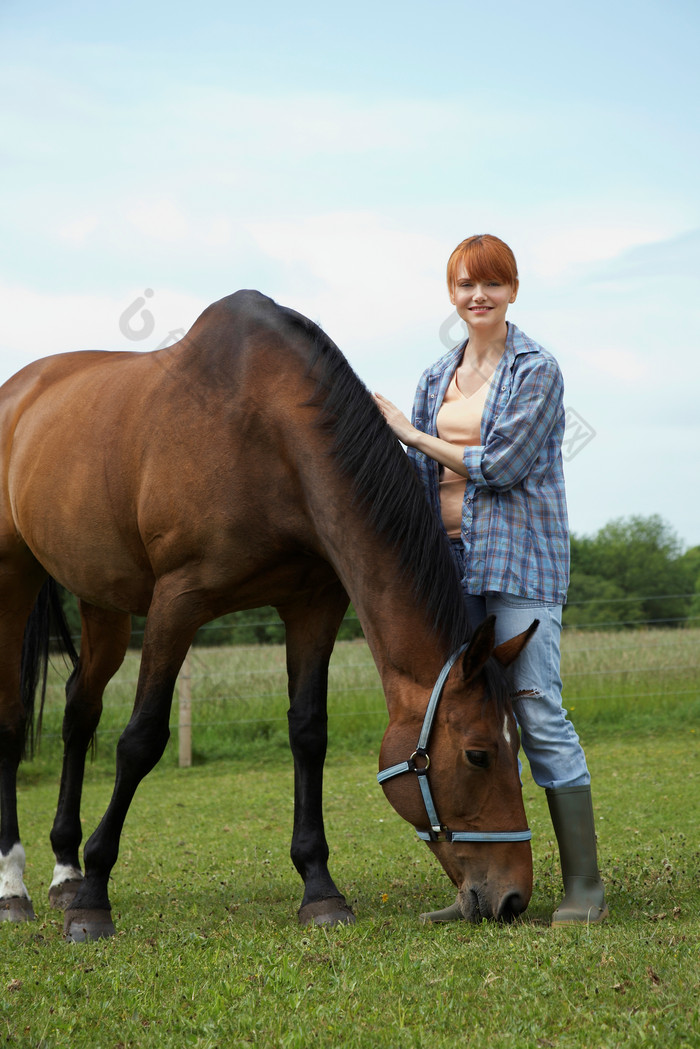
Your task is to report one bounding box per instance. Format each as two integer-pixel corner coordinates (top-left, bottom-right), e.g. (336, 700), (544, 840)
(408, 322), (570, 603)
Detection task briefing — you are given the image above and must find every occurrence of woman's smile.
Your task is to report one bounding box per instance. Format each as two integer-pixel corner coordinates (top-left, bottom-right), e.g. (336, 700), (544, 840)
(449, 262), (517, 332)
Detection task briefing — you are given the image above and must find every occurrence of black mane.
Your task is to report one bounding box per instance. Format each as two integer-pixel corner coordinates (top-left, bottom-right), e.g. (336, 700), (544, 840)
(277, 303), (472, 657)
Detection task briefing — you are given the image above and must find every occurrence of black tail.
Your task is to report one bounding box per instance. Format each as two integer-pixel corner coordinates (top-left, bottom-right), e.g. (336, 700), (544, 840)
(20, 579), (79, 757)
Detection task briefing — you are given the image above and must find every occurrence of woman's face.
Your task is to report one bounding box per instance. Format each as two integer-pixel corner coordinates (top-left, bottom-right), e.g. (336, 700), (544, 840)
(450, 262), (517, 332)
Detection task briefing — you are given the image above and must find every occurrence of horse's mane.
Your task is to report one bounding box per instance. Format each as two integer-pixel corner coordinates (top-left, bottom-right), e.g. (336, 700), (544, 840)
(192, 291), (511, 709)
(276, 303), (473, 658)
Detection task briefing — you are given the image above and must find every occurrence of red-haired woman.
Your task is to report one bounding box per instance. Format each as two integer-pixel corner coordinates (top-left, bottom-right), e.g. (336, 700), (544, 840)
(374, 234), (607, 926)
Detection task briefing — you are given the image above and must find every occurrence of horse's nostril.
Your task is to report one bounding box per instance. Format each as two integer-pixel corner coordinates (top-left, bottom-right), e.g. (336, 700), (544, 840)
(497, 891), (527, 923)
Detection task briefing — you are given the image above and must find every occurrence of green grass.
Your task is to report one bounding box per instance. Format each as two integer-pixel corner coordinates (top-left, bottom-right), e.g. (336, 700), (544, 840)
(3, 630), (699, 1047)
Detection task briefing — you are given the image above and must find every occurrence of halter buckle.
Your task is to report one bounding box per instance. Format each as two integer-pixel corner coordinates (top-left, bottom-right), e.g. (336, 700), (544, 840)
(408, 750), (430, 773)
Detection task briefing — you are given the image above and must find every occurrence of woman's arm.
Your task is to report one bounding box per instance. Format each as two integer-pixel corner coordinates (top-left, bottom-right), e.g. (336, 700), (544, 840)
(373, 393), (469, 478)
(462, 355), (564, 491)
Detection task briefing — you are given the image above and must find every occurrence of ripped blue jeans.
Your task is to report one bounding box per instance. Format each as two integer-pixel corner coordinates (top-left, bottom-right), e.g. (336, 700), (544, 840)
(459, 581), (590, 790)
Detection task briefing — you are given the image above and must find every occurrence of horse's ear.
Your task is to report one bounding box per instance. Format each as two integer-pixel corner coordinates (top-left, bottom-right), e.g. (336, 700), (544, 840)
(492, 620), (539, 668)
(460, 614), (497, 683)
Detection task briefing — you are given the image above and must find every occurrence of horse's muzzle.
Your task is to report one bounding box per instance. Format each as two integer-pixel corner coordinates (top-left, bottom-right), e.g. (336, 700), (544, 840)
(495, 890), (528, 923)
(458, 886), (528, 923)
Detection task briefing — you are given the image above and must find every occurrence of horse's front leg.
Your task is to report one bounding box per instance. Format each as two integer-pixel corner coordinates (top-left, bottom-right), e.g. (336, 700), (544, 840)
(63, 587), (198, 942)
(49, 605), (131, 911)
(279, 584), (355, 927)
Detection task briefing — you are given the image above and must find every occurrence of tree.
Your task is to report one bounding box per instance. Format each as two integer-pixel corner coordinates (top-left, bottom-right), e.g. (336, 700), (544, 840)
(564, 571), (644, 628)
(678, 545), (700, 628)
(565, 515), (692, 629)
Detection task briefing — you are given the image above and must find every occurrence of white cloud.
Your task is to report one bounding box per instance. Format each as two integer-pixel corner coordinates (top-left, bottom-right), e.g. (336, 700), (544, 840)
(171, 88), (457, 159)
(56, 214), (101, 245)
(0, 283), (207, 385)
(522, 222), (683, 282)
(125, 198), (192, 244)
(247, 211), (449, 344)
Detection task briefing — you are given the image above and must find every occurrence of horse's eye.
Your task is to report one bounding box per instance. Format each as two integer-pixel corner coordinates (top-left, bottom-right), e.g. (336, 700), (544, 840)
(465, 750), (490, 769)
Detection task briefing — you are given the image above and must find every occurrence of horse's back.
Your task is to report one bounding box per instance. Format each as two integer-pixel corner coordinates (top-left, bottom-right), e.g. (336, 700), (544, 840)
(0, 289), (302, 501)
(0, 289), (308, 434)
(0, 292), (333, 614)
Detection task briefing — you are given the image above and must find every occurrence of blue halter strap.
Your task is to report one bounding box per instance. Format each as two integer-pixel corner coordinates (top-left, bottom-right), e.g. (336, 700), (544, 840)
(377, 642), (532, 844)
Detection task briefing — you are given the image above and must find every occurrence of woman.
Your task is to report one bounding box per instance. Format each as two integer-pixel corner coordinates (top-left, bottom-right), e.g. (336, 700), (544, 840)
(374, 234), (607, 926)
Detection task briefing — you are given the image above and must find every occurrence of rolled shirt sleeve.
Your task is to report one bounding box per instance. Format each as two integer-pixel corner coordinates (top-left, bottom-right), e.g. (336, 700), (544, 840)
(462, 354), (564, 491)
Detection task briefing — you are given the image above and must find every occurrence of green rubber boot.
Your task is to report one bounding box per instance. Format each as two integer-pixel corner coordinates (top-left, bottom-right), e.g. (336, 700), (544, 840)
(546, 785), (609, 926)
(419, 901), (463, 924)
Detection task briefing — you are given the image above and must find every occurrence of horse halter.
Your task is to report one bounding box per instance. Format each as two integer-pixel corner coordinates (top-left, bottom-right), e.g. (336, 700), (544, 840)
(377, 642), (532, 845)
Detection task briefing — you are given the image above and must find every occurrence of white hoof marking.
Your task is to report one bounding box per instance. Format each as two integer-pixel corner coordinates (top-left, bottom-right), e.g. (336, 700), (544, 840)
(0, 844), (31, 901)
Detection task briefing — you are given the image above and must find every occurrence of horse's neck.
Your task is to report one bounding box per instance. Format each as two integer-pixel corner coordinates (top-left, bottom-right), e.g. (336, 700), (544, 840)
(331, 542), (449, 710)
(280, 391), (454, 706)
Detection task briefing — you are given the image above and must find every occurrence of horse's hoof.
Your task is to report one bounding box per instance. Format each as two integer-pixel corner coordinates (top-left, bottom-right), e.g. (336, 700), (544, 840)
(49, 879), (84, 911)
(419, 901), (465, 924)
(0, 896), (36, 923)
(63, 908), (116, 942)
(298, 896), (356, 927)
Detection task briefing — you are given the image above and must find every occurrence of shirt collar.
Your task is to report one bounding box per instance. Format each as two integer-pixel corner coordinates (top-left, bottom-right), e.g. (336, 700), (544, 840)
(505, 322), (541, 360)
(427, 322), (541, 381)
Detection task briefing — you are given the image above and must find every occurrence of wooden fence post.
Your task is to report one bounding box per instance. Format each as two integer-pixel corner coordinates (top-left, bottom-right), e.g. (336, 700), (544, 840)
(178, 649), (192, 768)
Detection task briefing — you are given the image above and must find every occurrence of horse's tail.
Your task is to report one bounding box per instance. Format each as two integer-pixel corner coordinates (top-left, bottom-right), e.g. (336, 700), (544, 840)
(21, 578), (79, 757)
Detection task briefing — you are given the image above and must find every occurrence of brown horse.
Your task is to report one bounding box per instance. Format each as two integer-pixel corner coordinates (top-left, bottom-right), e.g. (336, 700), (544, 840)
(0, 290), (535, 941)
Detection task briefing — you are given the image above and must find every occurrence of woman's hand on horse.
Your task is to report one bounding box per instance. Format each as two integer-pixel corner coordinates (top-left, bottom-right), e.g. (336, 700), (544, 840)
(373, 393), (419, 447)
(374, 393), (470, 478)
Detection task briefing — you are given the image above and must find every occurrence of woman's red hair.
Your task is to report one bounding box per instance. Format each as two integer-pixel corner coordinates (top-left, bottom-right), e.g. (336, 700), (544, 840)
(446, 234), (519, 291)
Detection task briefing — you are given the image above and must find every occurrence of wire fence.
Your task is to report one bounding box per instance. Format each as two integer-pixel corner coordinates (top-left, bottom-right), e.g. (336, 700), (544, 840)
(34, 592), (699, 769)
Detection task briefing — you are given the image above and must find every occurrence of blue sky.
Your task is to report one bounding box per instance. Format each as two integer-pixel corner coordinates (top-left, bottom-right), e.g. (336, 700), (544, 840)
(2, 0), (699, 546)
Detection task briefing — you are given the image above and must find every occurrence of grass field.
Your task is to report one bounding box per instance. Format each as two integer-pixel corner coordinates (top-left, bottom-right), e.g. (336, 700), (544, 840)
(2, 628), (699, 1048)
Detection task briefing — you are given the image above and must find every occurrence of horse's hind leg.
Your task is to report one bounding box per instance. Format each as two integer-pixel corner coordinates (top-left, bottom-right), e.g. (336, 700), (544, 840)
(0, 564), (45, 922)
(0, 627), (35, 921)
(278, 582), (355, 927)
(49, 603), (131, 911)
(63, 582), (200, 941)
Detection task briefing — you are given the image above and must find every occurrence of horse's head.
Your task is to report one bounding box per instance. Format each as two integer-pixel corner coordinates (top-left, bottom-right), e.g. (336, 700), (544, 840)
(378, 615), (537, 922)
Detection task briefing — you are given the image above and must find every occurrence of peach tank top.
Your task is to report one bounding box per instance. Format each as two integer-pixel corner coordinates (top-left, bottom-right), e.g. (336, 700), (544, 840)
(437, 373), (491, 538)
